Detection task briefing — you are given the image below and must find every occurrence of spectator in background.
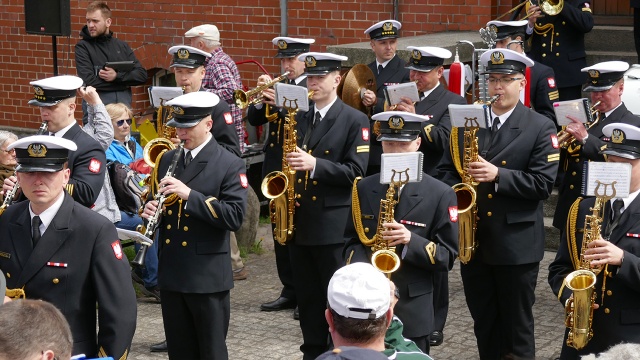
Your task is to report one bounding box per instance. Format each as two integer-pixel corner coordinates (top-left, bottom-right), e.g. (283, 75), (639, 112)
(75, 1), (147, 124)
(0, 299), (73, 360)
(0, 131), (18, 189)
(185, 24), (245, 152)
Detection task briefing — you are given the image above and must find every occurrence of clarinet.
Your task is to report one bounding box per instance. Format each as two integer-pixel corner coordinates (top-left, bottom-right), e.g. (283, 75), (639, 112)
(0, 121), (48, 216)
(132, 140), (185, 266)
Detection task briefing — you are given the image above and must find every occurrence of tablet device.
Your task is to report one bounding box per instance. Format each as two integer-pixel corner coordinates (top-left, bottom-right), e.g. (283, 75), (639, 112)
(103, 61), (135, 72)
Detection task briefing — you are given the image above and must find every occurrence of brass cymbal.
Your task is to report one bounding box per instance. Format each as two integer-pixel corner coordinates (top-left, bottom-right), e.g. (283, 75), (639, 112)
(340, 64), (377, 114)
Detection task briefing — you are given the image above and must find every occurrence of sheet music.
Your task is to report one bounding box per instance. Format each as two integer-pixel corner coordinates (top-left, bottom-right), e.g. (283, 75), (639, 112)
(148, 86), (184, 108)
(380, 152), (423, 184)
(274, 83), (310, 112)
(584, 162), (631, 198)
(553, 98), (589, 126)
(385, 82), (420, 106)
(448, 104), (490, 129)
(116, 228), (153, 246)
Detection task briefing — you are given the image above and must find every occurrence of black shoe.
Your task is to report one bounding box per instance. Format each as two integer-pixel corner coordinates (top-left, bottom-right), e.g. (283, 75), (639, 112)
(150, 340), (167, 352)
(260, 296), (296, 311)
(293, 306), (299, 320)
(141, 286), (161, 302)
(131, 269), (144, 286)
(429, 331), (443, 346)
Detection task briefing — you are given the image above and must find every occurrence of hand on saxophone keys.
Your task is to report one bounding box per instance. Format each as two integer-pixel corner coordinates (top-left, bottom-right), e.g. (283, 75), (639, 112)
(285, 147), (316, 172)
(381, 220), (412, 246)
(583, 238), (625, 267)
(467, 156), (499, 183)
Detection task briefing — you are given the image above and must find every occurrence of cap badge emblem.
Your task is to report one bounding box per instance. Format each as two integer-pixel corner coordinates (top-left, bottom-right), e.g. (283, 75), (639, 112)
(611, 129), (625, 144)
(27, 143), (47, 158)
(383, 22), (393, 31)
(388, 116), (404, 130)
(412, 49), (422, 60)
(172, 106), (185, 115)
(177, 49), (190, 60)
(277, 40), (287, 49)
(588, 69), (600, 78)
(305, 56), (317, 68)
(489, 24), (498, 34)
(33, 86), (44, 96)
(490, 51), (505, 65)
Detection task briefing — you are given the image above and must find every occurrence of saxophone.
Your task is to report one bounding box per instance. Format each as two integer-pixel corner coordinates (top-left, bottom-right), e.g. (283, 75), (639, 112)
(260, 95), (308, 245)
(0, 120), (49, 216)
(450, 95), (499, 264)
(564, 181), (615, 350)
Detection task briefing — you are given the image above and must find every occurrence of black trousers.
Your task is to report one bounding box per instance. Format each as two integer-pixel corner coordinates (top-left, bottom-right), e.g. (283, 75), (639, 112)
(289, 242), (343, 360)
(273, 222), (296, 300)
(461, 260), (540, 360)
(161, 290), (230, 360)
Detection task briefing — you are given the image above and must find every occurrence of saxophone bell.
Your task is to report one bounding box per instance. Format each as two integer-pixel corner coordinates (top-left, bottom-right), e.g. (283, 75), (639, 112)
(564, 269), (597, 350)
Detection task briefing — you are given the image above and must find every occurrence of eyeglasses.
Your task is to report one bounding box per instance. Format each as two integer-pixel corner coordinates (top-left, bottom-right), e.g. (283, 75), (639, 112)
(0, 148), (15, 154)
(116, 118), (133, 127)
(487, 77), (523, 85)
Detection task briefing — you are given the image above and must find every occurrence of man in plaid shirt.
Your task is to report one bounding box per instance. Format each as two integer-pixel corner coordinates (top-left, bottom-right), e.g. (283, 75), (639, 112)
(186, 24), (245, 153)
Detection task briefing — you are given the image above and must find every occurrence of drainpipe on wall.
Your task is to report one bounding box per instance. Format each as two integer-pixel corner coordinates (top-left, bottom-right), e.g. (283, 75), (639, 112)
(280, 0), (288, 36)
(393, 0), (399, 21)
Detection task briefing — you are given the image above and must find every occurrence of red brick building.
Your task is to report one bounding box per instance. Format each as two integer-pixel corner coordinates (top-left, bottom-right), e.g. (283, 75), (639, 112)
(0, 0), (630, 130)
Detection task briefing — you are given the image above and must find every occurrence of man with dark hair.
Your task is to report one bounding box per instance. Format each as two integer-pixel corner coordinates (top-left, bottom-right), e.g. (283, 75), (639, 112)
(326, 263), (433, 359)
(0, 299), (73, 360)
(0, 135), (136, 359)
(75, 1), (147, 124)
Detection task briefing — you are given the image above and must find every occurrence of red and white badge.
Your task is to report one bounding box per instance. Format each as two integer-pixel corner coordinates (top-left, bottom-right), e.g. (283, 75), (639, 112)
(448, 206), (458, 222)
(46, 261), (68, 268)
(89, 158), (102, 173)
(627, 233), (640, 238)
(224, 112), (233, 125)
(551, 134), (559, 149)
(239, 174), (248, 188)
(362, 128), (370, 141)
(111, 240), (123, 260)
(547, 77), (556, 89)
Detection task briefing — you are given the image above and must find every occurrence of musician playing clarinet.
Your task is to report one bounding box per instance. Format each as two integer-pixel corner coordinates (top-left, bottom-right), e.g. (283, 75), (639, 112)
(141, 91), (246, 360)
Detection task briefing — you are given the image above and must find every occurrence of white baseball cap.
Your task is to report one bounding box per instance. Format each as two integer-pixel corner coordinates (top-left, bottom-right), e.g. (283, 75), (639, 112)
(327, 263), (390, 320)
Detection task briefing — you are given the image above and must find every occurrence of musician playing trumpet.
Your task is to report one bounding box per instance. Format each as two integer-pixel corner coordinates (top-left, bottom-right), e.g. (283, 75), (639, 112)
(140, 91), (247, 359)
(344, 111), (458, 354)
(553, 62), (640, 232)
(438, 49), (559, 359)
(246, 36), (315, 314)
(549, 122), (640, 359)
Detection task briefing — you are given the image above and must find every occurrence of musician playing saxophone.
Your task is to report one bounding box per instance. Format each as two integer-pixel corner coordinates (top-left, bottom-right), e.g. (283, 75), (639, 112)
(140, 91), (247, 359)
(246, 36), (315, 313)
(437, 49), (559, 359)
(549, 122), (640, 359)
(344, 111), (458, 354)
(554, 61), (640, 232)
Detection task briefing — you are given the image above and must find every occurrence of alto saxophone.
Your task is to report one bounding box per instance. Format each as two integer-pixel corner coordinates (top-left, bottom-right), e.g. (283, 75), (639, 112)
(0, 120), (49, 216)
(564, 181), (616, 350)
(451, 95), (500, 264)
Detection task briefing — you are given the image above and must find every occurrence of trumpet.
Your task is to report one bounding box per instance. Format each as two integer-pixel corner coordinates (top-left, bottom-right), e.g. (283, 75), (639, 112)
(557, 101), (601, 149)
(234, 72), (290, 109)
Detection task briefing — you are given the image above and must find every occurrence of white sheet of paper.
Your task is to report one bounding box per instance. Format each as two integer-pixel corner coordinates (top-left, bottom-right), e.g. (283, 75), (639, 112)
(385, 82), (420, 106)
(584, 162), (631, 198)
(380, 152), (423, 184)
(553, 98), (590, 126)
(116, 227), (153, 246)
(274, 83), (310, 112)
(148, 86), (184, 108)
(448, 104), (490, 129)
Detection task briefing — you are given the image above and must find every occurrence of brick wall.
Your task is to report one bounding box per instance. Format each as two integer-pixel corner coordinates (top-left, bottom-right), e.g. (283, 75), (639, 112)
(0, 0), (513, 130)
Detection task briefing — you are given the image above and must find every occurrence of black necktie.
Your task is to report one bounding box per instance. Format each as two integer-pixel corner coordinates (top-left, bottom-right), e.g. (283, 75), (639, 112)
(49, 132), (56, 136)
(419, 91), (425, 100)
(32, 216), (42, 247)
(184, 151), (192, 167)
(378, 64), (383, 75)
(302, 112), (320, 150)
(605, 199), (624, 238)
(491, 117), (500, 133)
(313, 111), (321, 128)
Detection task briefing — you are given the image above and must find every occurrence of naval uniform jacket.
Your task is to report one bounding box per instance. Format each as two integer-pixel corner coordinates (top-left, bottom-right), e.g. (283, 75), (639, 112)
(211, 99), (242, 157)
(344, 174), (458, 338)
(0, 193), (136, 359)
(438, 102), (559, 265)
(527, 0), (594, 89)
(155, 138), (247, 293)
(553, 104), (640, 230)
(368, 56), (411, 169)
(62, 123), (107, 207)
(247, 78), (308, 177)
(549, 196), (640, 358)
(415, 84), (467, 177)
(293, 98), (370, 246)
(530, 60), (559, 123)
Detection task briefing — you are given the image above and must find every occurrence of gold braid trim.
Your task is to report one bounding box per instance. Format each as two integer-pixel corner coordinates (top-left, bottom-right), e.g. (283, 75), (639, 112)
(534, 23), (555, 52)
(351, 177), (376, 246)
(450, 127), (464, 178)
(567, 197), (583, 270)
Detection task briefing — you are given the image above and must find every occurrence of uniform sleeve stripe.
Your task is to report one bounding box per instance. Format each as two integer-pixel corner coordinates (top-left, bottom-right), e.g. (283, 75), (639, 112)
(205, 197), (218, 219)
(425, 242), (436, 265)
(356, 145), (370, 153)
(548, 154), (560, 162)
(65, 184), (74, 196)
(423, 124), (434, 143)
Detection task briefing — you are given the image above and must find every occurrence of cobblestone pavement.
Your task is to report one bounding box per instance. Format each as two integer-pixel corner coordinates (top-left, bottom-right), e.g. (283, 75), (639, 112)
(129, 232), (565, 360)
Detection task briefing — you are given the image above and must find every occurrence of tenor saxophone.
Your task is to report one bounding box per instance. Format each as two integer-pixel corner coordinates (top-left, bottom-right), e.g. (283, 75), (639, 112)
(564, 181), (615, 350)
